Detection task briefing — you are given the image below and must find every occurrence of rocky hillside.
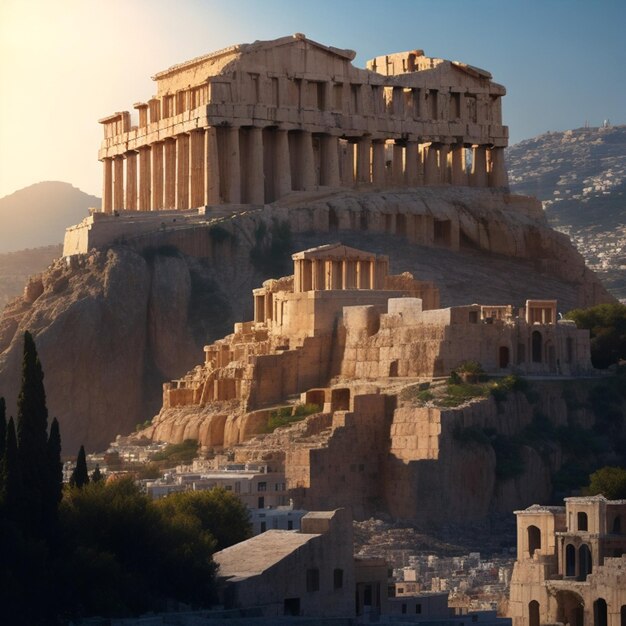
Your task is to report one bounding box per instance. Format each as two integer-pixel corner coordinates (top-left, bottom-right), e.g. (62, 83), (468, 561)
(507, 125), (626, 301)
(0, 188), (612, 452)
(0, 245), (62, 309)
(0, 181), (99, 253)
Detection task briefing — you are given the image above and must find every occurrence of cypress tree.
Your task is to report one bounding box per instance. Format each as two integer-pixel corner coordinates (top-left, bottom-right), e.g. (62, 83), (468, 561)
(2, 417), (21, 517)
(70, 445), (89, 489)
(16, 331), (49, 529)
(91, 464), (103, 483)
(44, 418), (63, 526)
(0, 397), (6, 461)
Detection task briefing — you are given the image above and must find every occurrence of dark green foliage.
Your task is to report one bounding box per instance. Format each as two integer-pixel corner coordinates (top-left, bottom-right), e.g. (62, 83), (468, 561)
(150, 438), (199, 464)
(439, 383), (487, 407)
(57, 478), (218, 617)
(0, 397), (6, 461)
(491, 434), (525, 480)
(16, 331), (49, 530)
(490, 375), (530, 403)
(583, 466), (626, 499)
(565, 303), (626, 368)
(1, 417), (21, 516)
(91, 464), (103, 483)
(154, 487), (251, 551)
(45, 417), (63, 526)
(263, 403), (322, 433)
(70, 445), (90, 489)
(249, 218), (293, 276)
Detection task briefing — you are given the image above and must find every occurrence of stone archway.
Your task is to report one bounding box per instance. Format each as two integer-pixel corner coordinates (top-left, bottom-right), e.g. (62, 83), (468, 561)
(594, 599), (607, 626)
(532, 330), (542, 363)
(529, 600), (540, 626)
(556, 590), (585, 626)
(527, 525), (541, 557)
(579, 544), (592, 581)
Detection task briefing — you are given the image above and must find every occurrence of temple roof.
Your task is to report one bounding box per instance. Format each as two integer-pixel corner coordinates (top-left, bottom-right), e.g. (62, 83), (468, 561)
(292, 243), (387, 262)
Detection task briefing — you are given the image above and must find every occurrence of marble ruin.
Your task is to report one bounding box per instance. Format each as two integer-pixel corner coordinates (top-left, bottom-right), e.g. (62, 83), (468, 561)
(159, 243), (590, 426)
(98, 34), (508, 214)
(509, 496), (626, 626)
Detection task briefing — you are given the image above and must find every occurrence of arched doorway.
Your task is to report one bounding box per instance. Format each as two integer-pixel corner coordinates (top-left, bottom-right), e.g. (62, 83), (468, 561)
(620, 605), (626, 626)
(556, 591), (585, 626)
(528, 525), (541, 557)
(593, 598), (607, 626)
(499, 346), (510, 368)
(532, 331), (542, 363)
(565, 544), (576, 577)
(579, 544), (592, 581)
(529, 600), (540, 626)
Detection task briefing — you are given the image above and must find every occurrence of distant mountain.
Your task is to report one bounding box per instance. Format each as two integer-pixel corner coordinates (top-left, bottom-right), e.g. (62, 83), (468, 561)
(0, 181), (100, 253)
(507, 125), (626, 302)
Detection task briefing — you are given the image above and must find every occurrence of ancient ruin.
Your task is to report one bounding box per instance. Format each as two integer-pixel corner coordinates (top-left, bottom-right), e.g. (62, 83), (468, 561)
(97, 34), (508, 214)
(509, 496), (626, 626)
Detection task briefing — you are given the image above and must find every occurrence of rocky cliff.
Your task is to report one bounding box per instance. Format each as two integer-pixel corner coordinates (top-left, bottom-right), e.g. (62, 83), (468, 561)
(0, 188), (613, 452)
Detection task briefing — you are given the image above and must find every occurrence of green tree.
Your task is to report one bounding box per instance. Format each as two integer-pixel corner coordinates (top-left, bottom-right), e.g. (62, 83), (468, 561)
(91, 464), (103, 483)
(70, 445), (89, 489)
(45, 418), (63, 526)
(583, 466), (626, 499)
(1, 418), (21, 517)
(16, 331), (49, 530)
(565, 303), (626, 368)
(155, 487), (251, 551)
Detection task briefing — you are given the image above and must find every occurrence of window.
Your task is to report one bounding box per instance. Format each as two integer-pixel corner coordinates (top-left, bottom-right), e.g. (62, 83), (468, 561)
(260, 521), (266, 533)
(416, 604), (422, 614)
(258, 496), (264, 508)
(402, 603), (407, 614)
(578, 512), (588, 531)
(334, 568), (344, 590)
(275, 483), (285, 491)
(287, 520), (293, 530)
(306, 568), (320, 592)
(469, 311), (479, 324)
(258, 481), (267, 492)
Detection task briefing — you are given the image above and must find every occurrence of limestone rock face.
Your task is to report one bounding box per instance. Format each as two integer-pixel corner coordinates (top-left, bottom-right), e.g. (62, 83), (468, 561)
(0, 188), (614, 453)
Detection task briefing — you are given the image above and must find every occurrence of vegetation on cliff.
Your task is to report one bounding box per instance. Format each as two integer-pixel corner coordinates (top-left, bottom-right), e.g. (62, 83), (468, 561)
(565, 302), (626, 368)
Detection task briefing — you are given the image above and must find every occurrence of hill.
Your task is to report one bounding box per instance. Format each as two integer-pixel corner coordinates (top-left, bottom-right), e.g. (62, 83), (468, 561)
(0, 181), (100, 253)
(507, 125), (626, 300)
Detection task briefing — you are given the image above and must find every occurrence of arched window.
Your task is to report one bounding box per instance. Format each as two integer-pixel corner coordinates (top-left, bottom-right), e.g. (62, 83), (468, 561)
(528, 525), (541, 557)
(532, 331), (542, 363)
(579, 544), (592, 581)
(613, 516), (622, 534)
(529, 600), (540, 626)
(565, 544), (576, 577)
(578, 512), (588, 531)
(594, 598), (607, 626)
(620, 604), (626, 626)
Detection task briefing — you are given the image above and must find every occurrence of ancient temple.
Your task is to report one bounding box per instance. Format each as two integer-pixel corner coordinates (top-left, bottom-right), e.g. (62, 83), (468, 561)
(98, 34), (509, 213)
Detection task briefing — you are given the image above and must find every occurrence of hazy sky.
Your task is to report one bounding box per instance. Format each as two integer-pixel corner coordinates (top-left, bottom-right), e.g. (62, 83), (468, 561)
(1, 0), (624, 199)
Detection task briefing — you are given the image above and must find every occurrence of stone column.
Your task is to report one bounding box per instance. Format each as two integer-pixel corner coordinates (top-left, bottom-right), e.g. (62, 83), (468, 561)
(151, 142), (164, 210)
(341, 142), (354, 187)
(392, 142), (404, 185)
(451, 144), (468, 186)
(204, 127), (220, 206)
(424, 143), (439, 186)
(471, 145), (488, 187)
(125, 152), (137, 210)
(102, 158), (113, 213)
(320, 134), (340, 187)
(372, 141), (386, 186)
(274, 128), (292, 198)
(176, 134), (190, 209)
(439, 144), (450, 185)
(163, 138), (176, 209)
(246, 126), (265, 204)
(369, 259), (376, 289)
(356, 136), (371, 184)
(489, 147), (508, 188)
(225, 126), (241, 204)
(405, 141), (419, 187)
(138, 147), (151, 211)
(113, 156), (124, 211)
(298, 131), (315, 190)
(188, 129), (205, 208)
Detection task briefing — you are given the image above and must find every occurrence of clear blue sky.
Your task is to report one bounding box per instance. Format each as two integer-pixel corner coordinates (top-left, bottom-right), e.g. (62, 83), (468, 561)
(0, 0), (624, 198)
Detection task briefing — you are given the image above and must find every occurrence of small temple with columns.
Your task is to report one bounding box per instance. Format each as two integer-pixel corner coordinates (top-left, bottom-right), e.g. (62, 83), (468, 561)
(97, 34), (509, 213)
